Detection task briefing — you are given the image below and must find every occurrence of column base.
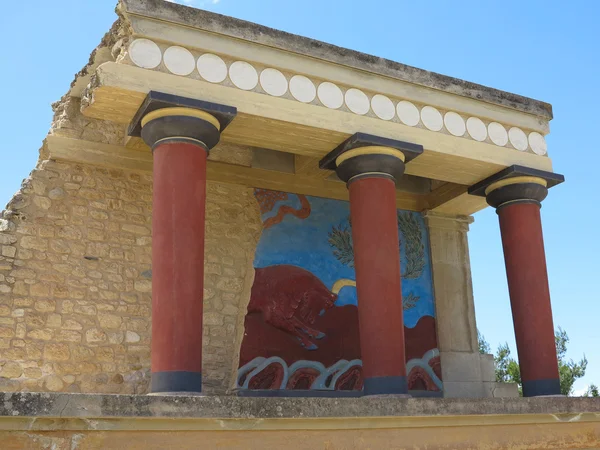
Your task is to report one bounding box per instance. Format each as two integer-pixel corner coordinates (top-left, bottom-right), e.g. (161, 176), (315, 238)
(522, 378), (561, 397)
(363, 376), (408, 396)
(150, 371), (203, 394)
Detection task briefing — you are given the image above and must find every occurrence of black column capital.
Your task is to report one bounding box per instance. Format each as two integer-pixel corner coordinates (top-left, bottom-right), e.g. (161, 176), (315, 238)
(127, 91), (237, 150)
(468, 165), (564, 210)
(319, 133), (423, 185)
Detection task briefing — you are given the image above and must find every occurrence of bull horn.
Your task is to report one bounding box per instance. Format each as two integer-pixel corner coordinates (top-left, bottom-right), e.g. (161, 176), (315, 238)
(331, 279), (357, 294)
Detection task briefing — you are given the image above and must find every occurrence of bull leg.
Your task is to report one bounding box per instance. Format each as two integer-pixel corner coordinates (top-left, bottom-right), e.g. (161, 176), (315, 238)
(291, 317), (326, 340)
(266, 312), (318, 350)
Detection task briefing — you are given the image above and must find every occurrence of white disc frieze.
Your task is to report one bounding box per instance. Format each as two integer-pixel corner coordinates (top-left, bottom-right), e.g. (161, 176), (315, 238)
(317, 82), (344, 109)
(488, 122), (509, 146)
(528, 132), (548, 155)
(260, 68), (288, 97)
(371, 94), (395, 120)
(229, 61), (259, 91)
(129, 39), (162, 69)
(289, 75), (316, 103)
(345, 88), (370, 115)
(197, 53), (228, 83)
(444, 111), (466, 137)
(163, 46), (195, 76)
(466, 117), (488, 142)
(421, 106), (443, 131)
(396, 101), (420, 127)
(508, 127), (528, 151)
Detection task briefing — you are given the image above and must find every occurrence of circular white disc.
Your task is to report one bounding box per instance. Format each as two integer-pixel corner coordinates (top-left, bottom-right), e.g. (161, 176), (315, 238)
(129, 38), (162, 69)
(396, 101), (420, 126)
(371, 94), (395, 120)
(466, 117), (488, 142)
(289, 75), (316, 103)
(260, 68), (288, 97)
(508, 127), (528, 151)
(317, 82), (343, 109)
(528, 132), (548, 155)
(229, 61), (258, 91)
(163, 46), (195, 76)
(344, 88), (370, 115)
(488, 122), (508, 146)
(197, 53), (227, 83)
(444, 111), (466, 137)
(421, 106), (443, 131)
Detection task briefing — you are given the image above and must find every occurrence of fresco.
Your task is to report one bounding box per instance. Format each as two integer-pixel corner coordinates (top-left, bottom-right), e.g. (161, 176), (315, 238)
(237, 189), (441, 393)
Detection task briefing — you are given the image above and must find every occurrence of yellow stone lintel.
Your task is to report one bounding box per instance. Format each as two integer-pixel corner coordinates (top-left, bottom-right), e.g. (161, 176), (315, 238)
(83, 62), (554, 187)
(484, 176), (548, 196)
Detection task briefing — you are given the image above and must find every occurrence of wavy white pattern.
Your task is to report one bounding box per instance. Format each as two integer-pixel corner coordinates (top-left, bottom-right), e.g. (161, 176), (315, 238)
(406, 348), (443, 390)
(237, 357), (362, 390)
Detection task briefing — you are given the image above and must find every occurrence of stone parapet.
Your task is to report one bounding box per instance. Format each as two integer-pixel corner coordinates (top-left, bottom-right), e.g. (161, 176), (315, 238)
(0, 392), (597, 449)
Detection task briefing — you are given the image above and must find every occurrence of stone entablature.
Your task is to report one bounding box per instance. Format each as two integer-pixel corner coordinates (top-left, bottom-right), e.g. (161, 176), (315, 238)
(124, 37), (547, 156)
(66, 0), (559, 218)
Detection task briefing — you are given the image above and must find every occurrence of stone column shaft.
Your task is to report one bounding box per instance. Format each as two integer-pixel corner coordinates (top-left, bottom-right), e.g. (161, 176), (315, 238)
(498, 201), (560, 397)
(151, 140), (208, 393)
(470, 167), (565, 397)
(349, 176), (407, 394)
(128, 92), (236, 394)
(320, 133), (423, 395)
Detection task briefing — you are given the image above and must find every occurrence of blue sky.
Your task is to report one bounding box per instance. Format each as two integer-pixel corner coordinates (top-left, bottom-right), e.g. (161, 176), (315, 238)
(0, 0), (598, 393)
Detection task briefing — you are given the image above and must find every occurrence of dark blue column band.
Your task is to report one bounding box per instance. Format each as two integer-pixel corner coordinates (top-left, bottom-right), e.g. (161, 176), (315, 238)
(522, 378), (561, 397)
(151, 371), (202, 393)
(363, 376), (408, 395)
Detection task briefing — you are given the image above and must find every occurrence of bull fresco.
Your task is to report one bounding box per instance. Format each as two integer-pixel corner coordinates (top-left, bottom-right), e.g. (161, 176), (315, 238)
(237, 189), (441, 394)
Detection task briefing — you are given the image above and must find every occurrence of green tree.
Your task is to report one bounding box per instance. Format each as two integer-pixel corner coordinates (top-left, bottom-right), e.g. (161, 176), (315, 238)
(478, 328), (589, 396)
(478, 330), (491, 355)
(554, 327), (588, 396)
(583, 384), (599, 397)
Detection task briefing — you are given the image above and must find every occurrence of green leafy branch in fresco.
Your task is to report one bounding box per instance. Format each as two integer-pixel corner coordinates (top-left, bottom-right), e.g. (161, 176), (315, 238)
(328, 213), (426, 281)
(403, 292), (419, 310)
(328, 224), (355, 268)
(397, 212), (425, 279)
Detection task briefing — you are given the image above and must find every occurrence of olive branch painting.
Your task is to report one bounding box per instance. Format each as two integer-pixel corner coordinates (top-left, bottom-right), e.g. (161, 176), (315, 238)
(327, 212), (425, 310)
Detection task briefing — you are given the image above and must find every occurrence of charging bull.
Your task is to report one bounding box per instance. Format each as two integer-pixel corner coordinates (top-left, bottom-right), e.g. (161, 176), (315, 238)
(247, 265), (355, 350)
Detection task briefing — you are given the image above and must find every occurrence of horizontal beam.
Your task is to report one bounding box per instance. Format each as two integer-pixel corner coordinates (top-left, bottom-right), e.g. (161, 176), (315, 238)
(83, 63), (554, 187)
(45, 135), (429, 212)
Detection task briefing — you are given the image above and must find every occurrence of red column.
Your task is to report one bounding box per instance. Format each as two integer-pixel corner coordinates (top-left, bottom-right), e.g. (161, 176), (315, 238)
(151, 141), (207, 393)
(498, 202), (560, 396)
(349, 176), (408, 395)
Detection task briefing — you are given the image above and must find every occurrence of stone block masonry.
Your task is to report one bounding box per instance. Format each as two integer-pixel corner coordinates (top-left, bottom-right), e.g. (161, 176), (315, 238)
(0, 157), (262, 395)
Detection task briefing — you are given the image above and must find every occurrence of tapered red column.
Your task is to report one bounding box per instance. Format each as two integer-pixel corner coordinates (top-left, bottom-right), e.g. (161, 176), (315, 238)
(320, 133), (423, 395)
(469, 166), (565, 397)
(129, 92), (236, 394)
(498, 201), (559, 396)
(150, 139), (208, 393)
(349, 176), (407, 394)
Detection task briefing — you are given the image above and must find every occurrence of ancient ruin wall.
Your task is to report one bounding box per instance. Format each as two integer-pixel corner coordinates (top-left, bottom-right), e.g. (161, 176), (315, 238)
(0, 155), (262, 394)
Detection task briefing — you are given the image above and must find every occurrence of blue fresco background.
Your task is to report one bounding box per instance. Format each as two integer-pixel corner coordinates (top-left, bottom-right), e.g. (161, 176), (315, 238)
(255, 194), (435, 328)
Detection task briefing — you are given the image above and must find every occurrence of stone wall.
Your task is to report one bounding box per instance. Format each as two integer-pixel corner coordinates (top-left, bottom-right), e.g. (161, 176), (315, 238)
(0, 156), (262, 395)
(424, 212), (517, 398)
